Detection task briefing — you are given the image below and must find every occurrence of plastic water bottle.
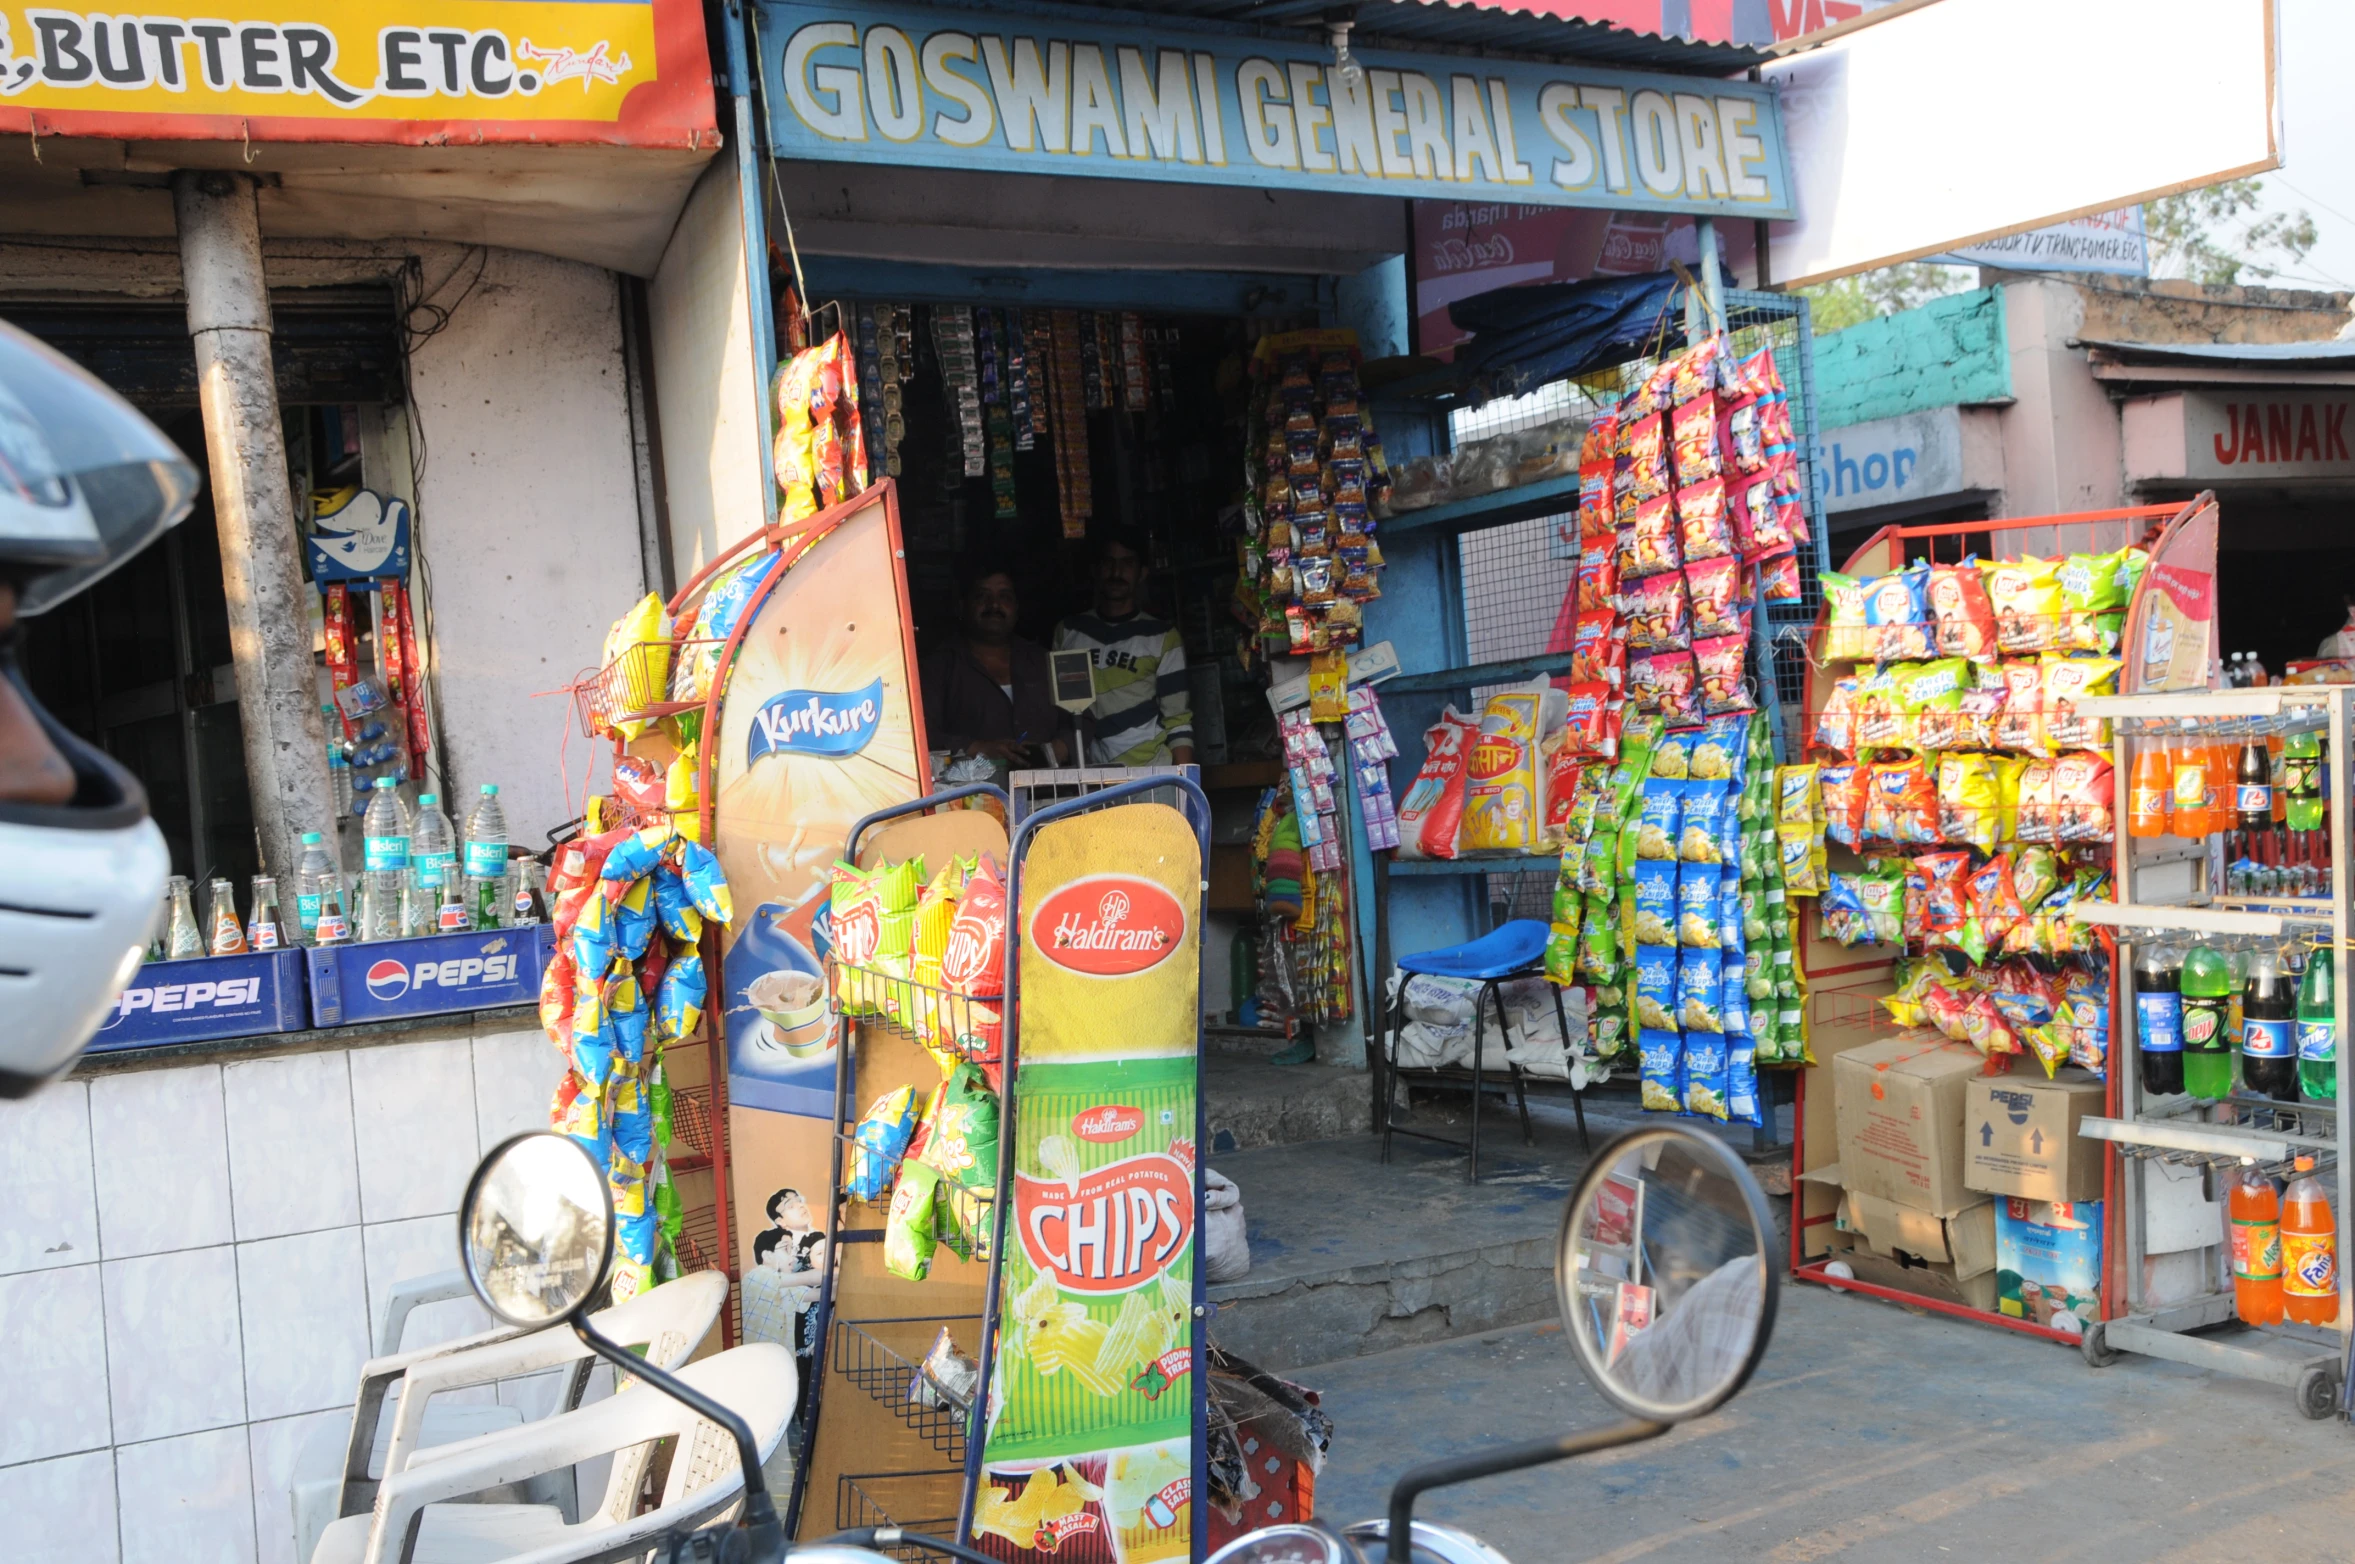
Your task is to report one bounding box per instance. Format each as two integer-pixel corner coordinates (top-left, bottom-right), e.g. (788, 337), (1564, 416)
(325, 705), (354, 817)
(293, 831), (338, 946)
(463, 784), (509, 931)
(409, 793), (457, 935)
(360, 778), (409, 942)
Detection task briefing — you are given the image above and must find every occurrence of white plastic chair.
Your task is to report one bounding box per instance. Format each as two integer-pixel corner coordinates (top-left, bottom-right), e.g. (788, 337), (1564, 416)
(300, 1272), (730, 1559)
(308, 1342), (798, 1564)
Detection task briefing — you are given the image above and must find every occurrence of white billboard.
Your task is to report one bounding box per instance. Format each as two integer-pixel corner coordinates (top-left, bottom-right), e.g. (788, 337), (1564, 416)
(1765, 0), (2278, 287)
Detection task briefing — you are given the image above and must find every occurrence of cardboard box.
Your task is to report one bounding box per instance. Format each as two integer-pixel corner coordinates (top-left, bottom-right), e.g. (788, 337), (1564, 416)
(1964, 1072), (2105, 1203)
(1801, 1165), (2000, 1312)
(1996, 1198), (2105, 1325)
(1832, 1033), (1987, 1216)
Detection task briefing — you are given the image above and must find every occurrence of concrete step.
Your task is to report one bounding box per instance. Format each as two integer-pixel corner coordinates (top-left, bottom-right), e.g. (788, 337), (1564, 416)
(1203, 1055), (1372, 1152)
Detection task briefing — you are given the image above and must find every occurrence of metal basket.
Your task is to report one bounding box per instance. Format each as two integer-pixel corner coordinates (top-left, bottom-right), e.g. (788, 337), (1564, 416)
(569, 637), (727, 739)
(826, 960), (1004, 1068)
(828, 1316), (978, 1460)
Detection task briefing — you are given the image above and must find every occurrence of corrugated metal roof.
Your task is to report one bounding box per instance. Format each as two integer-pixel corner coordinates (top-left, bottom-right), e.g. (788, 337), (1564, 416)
(2080, 338), (2355, 366)
(1079, 0), (1772, 69)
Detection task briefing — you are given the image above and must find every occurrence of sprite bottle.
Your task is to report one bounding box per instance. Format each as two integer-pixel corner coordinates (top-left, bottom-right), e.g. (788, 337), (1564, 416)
(2300, 945), (2337, 1103)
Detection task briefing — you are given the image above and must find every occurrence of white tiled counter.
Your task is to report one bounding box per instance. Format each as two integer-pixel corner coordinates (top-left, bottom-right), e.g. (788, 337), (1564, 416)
(0, 1009), (564, 1564)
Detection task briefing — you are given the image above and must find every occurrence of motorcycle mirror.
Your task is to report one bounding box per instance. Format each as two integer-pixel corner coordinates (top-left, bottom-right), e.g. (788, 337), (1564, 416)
(1556, 1124), (1778, 1425)
(458, 1132), (613, 1329)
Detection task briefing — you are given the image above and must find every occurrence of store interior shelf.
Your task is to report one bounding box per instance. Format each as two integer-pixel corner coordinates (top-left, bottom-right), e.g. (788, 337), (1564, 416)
(1381, 649), (1577, 697)
(1388, 854), (1562, 877)
(2075, 689), (2329, 721)
(1371, 472), (1581, 541)
(2071, 901), (2324, 936)
(829, 1316), (974, 1461)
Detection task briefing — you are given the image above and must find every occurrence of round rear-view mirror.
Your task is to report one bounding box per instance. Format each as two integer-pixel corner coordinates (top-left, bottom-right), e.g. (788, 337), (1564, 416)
(459, 1132), (614, 1328)
(1556, 1124), (1778, 1424)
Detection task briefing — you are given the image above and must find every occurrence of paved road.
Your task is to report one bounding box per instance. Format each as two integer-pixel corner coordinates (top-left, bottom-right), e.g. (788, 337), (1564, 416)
(1300, 1281), (2355, 1563)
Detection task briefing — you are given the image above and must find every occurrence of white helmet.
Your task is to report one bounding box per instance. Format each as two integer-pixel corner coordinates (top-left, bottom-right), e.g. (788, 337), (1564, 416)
(0, 319), (198, 1095)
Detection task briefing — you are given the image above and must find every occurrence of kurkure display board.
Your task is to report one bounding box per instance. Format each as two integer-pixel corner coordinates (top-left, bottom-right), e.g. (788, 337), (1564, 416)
(0, 0), (717, 145)
(714, 484), (930, 1380)
(974, 799), (1205, 1563)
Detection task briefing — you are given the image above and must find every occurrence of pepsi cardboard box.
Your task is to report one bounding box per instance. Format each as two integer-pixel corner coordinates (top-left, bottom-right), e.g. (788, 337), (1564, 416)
(87, 948), (309, 1052)
(307, 924), (554, 1028)
(1964, 1070), (2105, 1204)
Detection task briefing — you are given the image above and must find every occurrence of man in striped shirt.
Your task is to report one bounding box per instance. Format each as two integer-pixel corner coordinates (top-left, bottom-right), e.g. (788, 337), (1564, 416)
(1053, 532), (1195, 767)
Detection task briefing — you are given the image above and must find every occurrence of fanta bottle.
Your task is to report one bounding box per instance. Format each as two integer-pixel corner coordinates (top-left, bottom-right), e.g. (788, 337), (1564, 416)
(2129, 739), (2172, 838)
(2228, 1162), (2285, 1326)
(2281, 1155), (2339, 1327)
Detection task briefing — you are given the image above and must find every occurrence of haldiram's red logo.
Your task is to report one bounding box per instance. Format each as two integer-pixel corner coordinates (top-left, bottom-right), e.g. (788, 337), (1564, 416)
(1015, 1152), (1194, 1294)
(1073, 1105), (1142, 1143)
(1029, 875), (1184, 977)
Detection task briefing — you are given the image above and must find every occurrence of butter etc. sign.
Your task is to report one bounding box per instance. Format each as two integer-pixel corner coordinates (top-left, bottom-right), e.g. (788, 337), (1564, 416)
(756, 0), (1792, 215)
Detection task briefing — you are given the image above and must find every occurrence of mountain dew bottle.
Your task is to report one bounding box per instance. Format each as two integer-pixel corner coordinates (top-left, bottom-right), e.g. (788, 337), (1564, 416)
(2180, 942), (2235, 1100)
(2300, 946), (2336, 1103)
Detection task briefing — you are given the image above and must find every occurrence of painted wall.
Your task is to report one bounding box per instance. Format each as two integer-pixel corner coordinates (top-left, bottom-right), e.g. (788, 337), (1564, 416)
(647, 157), (768, 584)
(1993, 279), (2124, 519)
(405, 247), (649, 845)
(0, 1024), (563, 1564)
(1812, 287), (2012, 430)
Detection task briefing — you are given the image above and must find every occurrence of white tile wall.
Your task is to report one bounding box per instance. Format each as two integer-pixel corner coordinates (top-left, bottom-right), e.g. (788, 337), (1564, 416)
(104, 1246), (247, 1444)
(349, 1040), (480, 1224)
(117, 1428), (256, 1564)
(222, 1053), (360, 1242)
(237, 1229), (370, 1424)
(91, 1066), (234, 1260)
(0, 1079), (99, 1274)
(245, 1410), (346, 1564)
(0, 1263), (112, 1464)
(0, 1027), (563, 1564)
(0, 1448), (120, 1564)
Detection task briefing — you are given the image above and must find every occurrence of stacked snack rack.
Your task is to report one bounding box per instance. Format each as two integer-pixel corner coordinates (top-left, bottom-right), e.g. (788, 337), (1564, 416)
(2070, 684), (2354, 1418)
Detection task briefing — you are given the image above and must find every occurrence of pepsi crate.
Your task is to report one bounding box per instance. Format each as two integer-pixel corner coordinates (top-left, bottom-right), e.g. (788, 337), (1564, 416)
(87, 948), (309, 1053)
(307, 924), (555, 1028)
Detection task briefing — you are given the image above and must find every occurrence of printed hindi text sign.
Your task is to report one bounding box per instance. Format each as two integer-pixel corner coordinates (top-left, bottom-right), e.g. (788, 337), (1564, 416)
(757, 0), (1791, 217)
(0, 0), (716, 146)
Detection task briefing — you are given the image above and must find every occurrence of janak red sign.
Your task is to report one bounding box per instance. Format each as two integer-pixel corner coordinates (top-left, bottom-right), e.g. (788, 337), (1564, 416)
(2183, 393), (2355, 479)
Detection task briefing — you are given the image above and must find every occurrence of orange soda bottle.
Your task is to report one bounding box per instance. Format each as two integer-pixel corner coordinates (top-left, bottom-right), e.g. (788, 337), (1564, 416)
(2229, 1163), (2286, 1325)
(2281, 1155), (2339, 1327)
(2129, 738), (2173, 838)
(2270, 734), (2288, 825)
(2172, 738), (2211, 839)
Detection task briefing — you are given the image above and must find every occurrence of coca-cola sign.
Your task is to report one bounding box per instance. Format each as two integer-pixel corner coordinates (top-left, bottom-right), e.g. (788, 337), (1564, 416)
(1015, 1151), (1195, 1295)
(1028, 875), (1185, 978)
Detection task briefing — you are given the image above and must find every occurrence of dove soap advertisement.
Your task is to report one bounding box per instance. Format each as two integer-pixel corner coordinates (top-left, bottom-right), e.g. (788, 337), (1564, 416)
(0, 0), (717, 148)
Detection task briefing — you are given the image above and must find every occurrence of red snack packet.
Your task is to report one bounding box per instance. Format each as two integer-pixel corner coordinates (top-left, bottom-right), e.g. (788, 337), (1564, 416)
(1624, 574), (1690, 654)
(1570, 610), (1626, 688)
(1958, 683), (2008, 750)
(1745, 471), (1800, 559)
(1728, 471), (1770, 558)
(1720, 391), (1767, 476)
(1685, 555), (1747, 641)
(1613, 522), (1643, 583)
(1696, 634), (1753, 714)
(1994, 661), (2042, 751)
(2054, 751), (2115, 843)
(1596, 698), (1626, 760)
(1819, 762), (1867, 848)
(1631, 649), (1702, 727)
(1626, 495), (1682, 581)
(1675, 477), (1735, 564)
(943, 857), (1008, 1056)
(1968, 852), (2026, 947)
(612, 755), (667, 816)
(1962, 992), (2023, 1057)
(1562, 681), (1613, 754)
(1924, 981), (1973, 1042)
(1545, 753), (1584, 840)
(1915, 850), (1974, 935)
(1619, 412), (1670, 502)
(1928, 563), (1999, 662)
(1577, 535), (1620, 612)
(1758, 551), (1803, 604)
(1671, 395), (1721, 484)
(1814, 677), (1860, 758)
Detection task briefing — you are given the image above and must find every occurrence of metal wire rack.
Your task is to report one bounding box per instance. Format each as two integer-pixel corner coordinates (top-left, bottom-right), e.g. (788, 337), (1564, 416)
(838, 1472), (965, 1561)
(568, 637), (726, 739)
(826, 961), (1004, 1068)
(829, 1316), (976, 1460)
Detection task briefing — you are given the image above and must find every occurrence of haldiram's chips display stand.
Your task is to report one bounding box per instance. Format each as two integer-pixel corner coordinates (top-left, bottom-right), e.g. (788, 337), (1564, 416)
(1787, 498), (2230, 1348)
(792, 775), (1213, 1562)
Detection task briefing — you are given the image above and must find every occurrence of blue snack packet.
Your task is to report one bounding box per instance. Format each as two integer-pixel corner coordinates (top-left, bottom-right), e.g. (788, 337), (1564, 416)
(1631, 859), (1679, 946)
(1678, 948), (1723, 1033)
(1718, 870), (1747, 956)
(654, 953), (706, 1046)
(1639, 1029), (1684, 1113)
(848, 1085), (923, 1202)
(601, 824), (673, 884)
(1635, 779), (1683, 861)
(1727, 1037), (1764, 1127)
(611, 874), (658, 963)
(671, 837), (734, 924)
(1677, 862), (1721, 949)
(1679, 784), (1725, 865)
(1635, 944), (1678, 1032)
(653, 867), (704, 942)
(1720, 955), (1752, 1036)
(1682, 1030), (1730, 1120)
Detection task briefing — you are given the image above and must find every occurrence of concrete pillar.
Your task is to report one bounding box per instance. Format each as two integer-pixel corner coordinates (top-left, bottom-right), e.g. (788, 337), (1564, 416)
(173, 170), (332, 881)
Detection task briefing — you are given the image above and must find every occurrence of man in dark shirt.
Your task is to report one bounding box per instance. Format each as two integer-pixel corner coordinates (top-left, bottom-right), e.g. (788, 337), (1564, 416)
(920, 559), (1072, 765)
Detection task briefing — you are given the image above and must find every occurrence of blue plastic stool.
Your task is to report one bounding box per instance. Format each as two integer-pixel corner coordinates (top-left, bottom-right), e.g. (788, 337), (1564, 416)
(1382, 918), (1589, 1181)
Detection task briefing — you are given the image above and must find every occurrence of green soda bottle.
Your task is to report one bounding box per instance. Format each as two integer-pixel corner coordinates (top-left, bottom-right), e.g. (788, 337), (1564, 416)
(2300, 945), (2337, 1103)
(2284, 729), (2325, 832)
(2181, 942), (2236, 1100)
